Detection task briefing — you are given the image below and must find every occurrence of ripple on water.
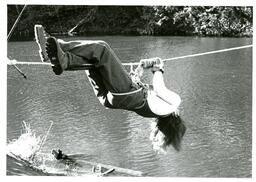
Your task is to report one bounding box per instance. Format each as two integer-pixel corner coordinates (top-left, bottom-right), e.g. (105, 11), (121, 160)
(7, 37), (252, 177)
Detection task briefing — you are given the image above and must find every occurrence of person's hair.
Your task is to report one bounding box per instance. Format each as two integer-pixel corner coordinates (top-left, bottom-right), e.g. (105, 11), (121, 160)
(155, 113), (186, 151)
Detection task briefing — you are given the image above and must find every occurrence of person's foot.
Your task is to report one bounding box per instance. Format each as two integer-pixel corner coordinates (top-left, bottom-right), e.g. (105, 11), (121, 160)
(34, 24), (50, 62)
(46, 37), (68, 75)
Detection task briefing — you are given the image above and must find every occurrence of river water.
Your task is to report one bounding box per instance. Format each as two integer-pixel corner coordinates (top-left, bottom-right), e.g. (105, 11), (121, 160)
(7, 36), (252, 177)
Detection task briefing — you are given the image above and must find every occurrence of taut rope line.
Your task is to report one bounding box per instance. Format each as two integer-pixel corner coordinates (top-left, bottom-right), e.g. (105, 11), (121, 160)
(8, 5), (28, 79)
(7, 5), (28, 41)
(30, 120), (53, 161)
(163, 44), (252, 62)
(7, 44), (253, 68)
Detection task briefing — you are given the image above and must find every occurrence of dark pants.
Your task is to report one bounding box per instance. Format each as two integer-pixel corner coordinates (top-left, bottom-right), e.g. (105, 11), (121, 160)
(58, 40), (146, 110)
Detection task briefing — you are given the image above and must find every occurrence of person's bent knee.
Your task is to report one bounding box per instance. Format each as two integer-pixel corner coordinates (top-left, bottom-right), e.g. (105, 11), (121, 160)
(92, 41), (111, 56)
(95, 40), (110, 49)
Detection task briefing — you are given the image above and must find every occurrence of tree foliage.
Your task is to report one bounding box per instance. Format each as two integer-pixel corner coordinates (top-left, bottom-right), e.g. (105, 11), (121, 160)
(8, 5), (253, 40)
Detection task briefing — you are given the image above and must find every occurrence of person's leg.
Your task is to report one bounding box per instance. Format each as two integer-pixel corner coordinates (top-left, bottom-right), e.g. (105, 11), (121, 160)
(47, 38), (138, 94)
(46, 37), (91, 75)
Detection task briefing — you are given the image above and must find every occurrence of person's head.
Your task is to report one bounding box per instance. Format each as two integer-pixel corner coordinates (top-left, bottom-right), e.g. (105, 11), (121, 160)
(150, 113), (186, 152)
(52, 149), (63, 160)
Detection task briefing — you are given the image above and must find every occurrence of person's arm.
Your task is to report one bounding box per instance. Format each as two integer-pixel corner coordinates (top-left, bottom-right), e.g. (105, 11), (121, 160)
(152, 71), (181, 108)
(132, 57), (162, 81)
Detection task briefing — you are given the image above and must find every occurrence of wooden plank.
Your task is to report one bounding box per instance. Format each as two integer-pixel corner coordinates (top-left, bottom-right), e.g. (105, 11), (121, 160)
(70, 160), (143, 176)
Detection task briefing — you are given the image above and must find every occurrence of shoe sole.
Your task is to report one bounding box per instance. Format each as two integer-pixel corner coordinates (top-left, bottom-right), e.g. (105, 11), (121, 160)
(46, 37), (63, 75)
(34, 24), (49, 62)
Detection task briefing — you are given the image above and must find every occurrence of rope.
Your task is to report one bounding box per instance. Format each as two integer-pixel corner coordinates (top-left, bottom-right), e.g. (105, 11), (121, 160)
(12, 64), (27, 79)
(28, 121), (53, 161)
(7, 44), (252, 67)
(163, 44), (253, 62)
(7, 5), (28, 41)
(29, 120), (53, 161)
(38, 120), (53, 153)
(8, 5), (28, 79)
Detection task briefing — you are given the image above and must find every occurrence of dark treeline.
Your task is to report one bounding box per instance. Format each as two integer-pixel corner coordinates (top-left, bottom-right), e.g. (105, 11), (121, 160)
(8, 5), (253, 40)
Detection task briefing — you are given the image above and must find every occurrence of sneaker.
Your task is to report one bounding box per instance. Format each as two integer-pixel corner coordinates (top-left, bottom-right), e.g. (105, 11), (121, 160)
(34, 24), (49, 62)
(46, 36), (68, 75)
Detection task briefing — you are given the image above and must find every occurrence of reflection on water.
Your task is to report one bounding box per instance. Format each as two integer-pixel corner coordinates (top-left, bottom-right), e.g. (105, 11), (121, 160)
(7, 36), (252, 177)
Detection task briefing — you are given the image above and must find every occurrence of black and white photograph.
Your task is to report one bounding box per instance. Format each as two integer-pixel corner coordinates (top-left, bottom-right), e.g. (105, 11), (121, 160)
(4, 0), (253, 179)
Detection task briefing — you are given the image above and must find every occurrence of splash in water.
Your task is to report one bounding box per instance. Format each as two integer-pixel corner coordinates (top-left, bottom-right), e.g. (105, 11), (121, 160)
(6, 121), (103, 176)
(7, 121), (44, 161)
(7, 121), (62, 175)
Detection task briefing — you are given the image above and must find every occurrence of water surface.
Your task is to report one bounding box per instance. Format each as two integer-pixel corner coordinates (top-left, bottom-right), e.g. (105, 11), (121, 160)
(7, 36), (252, 177)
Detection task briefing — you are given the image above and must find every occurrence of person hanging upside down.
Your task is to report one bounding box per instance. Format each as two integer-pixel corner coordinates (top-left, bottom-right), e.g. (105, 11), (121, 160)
(35, 25), (186, 152)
